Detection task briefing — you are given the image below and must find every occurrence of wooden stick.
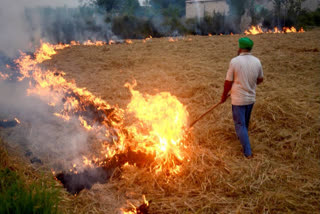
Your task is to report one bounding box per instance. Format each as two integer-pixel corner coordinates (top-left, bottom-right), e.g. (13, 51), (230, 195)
(189, 102), (222, 128)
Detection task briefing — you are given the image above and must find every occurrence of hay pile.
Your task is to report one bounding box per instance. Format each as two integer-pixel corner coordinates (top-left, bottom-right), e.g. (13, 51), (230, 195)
(4, 29), (320, 213)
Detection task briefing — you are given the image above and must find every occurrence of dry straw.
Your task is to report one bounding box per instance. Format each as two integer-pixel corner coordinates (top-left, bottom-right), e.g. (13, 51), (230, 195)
(1, 28), (320, 213)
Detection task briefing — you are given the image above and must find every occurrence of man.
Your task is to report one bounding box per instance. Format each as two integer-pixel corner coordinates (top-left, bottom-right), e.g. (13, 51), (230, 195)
(221, 37), (263, 158)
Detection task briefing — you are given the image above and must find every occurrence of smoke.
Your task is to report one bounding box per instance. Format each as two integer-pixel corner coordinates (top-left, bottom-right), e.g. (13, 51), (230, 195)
(0, 78), (91, 171)
(0, 0), (115, 57)
(0, 0), (121, 172)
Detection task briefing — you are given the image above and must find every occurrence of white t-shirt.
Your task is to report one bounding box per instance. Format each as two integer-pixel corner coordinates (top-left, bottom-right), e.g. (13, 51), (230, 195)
(226, 53), (263, 106)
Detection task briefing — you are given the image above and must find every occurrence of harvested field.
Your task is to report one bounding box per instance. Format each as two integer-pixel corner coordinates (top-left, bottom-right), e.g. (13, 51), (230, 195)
(3, 29), (320, 213)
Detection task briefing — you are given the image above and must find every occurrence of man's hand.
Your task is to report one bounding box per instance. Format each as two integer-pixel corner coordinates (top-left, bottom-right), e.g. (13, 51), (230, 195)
(257, 77), (263, 85)
(220, 94), (228, 103)
(220, 80), (233, 103)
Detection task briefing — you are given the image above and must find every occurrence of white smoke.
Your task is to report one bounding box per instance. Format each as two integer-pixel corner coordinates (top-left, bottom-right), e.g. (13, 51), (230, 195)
(0, 0), (114, 57)
(0, 78), (91, 171)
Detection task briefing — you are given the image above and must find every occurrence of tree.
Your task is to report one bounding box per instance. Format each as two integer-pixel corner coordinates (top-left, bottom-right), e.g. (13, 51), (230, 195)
(149, 0), (185, 17)
(273, 0), (304, 27)
(93, 0), (141, 15)
(228, 0), (249, 18)
(227, 0), (249, 32)
(94, 0), (121, 12)
(120, 0), (141, 15)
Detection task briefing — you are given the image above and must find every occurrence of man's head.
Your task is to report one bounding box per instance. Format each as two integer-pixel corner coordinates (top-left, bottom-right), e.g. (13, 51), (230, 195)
(238, 37), (254, 52)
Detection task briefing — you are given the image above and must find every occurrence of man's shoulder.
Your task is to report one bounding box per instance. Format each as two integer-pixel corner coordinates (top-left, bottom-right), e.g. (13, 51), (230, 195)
(230, 55), (241, 63)
(238, 54), (261, 63)
(250, 54), (261, 61)
(250, 55), (262, 65)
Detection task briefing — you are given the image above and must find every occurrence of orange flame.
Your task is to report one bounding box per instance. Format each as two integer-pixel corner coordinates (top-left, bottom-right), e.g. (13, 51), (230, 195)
(12, 41), (189, 175)
(273, 27), (280, 33)
(108, 40), (115, 45)
(0, 72), (9, 80)
(143, 35), (152, 43)
(244, 26), (264, 35)
(14, 118), (21, 124)
(168, 37), (178, 42)
(125, 39), (133, 44)
(283, 26), (297, 33)
(244, 25), (305, 35)
(70, 41), (80, 46)
(83, 40), (105, 46)
(125, 81), (188, 173)
(121, 195), (150, 214)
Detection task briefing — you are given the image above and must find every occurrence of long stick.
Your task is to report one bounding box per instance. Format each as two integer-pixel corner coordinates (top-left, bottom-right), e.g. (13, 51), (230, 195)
(189, 101), (222, 128)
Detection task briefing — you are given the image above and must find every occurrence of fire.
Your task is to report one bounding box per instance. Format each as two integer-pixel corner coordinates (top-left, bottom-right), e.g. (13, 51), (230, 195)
(244, 25), (305, 35)
(125, 81), (189, 173)
(70, 41), (80, 46)
(244, 26), (264, 35)
(0, 72), (9, 80)
(143, 35), (152, 43)
(274, 27), (281, 33)
(283, 26), (297, 33)
(79, 116), (93, 130)
(121, 195), (150, 214)
(168, 37), (178, 42)
(208, 33), (212, 37)
(108, 40), (116, 45)
(14, 118), (21, 124)
(126, 39), (133, 44)
(10, 40), (189, 175)
(83, 40), (105, 46)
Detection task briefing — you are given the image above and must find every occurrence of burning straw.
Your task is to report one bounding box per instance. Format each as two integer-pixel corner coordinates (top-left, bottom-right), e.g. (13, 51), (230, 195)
(1, 40), (191, 201)
(1, 29), (319, 213)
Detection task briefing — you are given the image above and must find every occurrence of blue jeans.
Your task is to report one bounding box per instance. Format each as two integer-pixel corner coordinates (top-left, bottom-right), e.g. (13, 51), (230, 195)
(232, 104), (254, 157)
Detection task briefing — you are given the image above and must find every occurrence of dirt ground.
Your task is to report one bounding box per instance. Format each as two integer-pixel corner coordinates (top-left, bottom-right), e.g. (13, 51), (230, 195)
(38, 29), (320, 213)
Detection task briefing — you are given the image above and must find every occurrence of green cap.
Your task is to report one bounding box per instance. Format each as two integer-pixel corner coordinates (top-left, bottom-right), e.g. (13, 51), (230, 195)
(239, 37), (254, 49)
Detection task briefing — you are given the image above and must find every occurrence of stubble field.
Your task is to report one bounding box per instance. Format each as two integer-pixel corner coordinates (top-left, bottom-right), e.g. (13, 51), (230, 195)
(5, 29), (320, 213)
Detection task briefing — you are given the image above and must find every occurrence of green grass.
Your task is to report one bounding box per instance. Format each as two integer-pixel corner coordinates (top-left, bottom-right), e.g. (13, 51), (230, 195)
(0, 167), (61, 214)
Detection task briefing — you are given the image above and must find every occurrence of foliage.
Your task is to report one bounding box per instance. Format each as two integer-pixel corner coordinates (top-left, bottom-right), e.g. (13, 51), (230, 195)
(94, 0), (141, 15)
(0, 168), (61, 214)
(22, 0), (320, 41)
(186, 12), (231, 35)
(297, 7), (320, 26)
(272, 0), (306, 27)
(150, 0), (185, 17)
(227, 0), (249, 18)
(111, 15), (157, 38)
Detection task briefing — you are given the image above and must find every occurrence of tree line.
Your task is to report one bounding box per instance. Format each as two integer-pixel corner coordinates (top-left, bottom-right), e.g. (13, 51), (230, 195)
(22, 0), (320, 44)
(91, 0), (319, 37)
